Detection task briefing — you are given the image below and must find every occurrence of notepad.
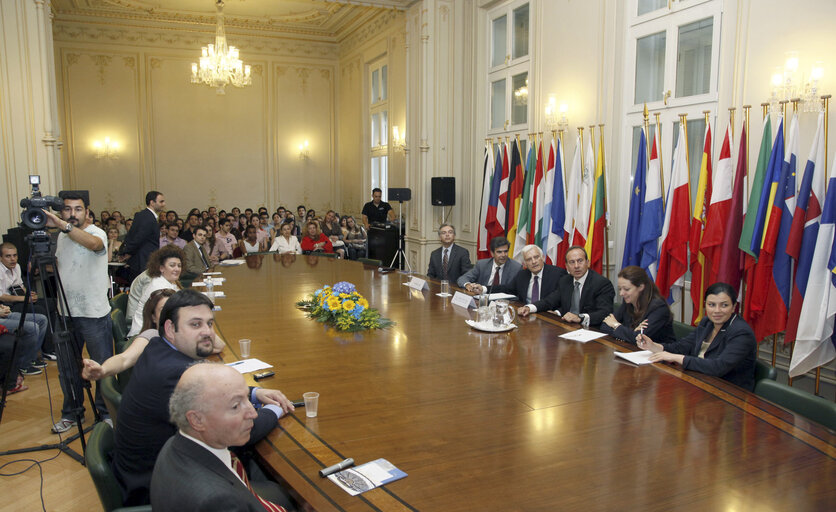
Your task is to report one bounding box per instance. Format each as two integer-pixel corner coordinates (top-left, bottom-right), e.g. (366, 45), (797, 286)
(226, 358), (272, 374)
(559, 329), (606, 343)
(614, 350), (655, 365)
(328, 458), (407, 496)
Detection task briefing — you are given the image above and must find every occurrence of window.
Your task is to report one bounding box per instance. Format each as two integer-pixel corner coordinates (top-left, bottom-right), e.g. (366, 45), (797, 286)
(369, 59), (389, 201)
(488, 0), (530, 135)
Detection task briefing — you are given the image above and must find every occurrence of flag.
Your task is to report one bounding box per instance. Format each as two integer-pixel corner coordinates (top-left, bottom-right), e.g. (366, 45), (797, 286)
(545, 136), (566, 265)
(514, 140), (537, 259)
(702, 123), (734, 286)
(790, 150), (836, 377)
(716, 124), (748, 293)
(640, 128), (664, 279)
(532, 140), (546, 247)
(689, 122), (713, 324)
(739, 117), (773, 259)
(506, 140), (524, 256)
(560, 136), (582, 267)
(497, 141), (511, 237)
(485, 145), (505, 242)
(585, 131), (607, 274)
(786, 112), (825, 345)
(656, 121), (691, 301)
(573, 134), (594, 247)
(476, 144), (495, 260)
(748, 114), (797, 341)
(622, 127), (648, 268)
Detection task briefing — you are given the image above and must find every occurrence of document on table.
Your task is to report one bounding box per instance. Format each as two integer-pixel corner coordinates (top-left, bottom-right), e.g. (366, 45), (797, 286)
(226, 358), (272, 374)
(479, 292), (517, 301)
(328, 458), (407, 496)
(218, 259), (246, 266)
(613, 350), (655, 365)
(559, 329), (606, 343)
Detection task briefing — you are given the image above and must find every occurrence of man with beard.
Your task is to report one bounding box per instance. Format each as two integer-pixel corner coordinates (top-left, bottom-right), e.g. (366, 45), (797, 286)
(112, 289), (295, 506)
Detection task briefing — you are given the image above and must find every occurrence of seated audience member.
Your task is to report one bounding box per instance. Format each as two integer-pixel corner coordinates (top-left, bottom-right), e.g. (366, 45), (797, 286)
(213, 217), (237, 261)
(165, 210), (178, 224)
(460, 236), (522, 290)
(320, 210), (346, 258)
(180, 213), (200, 242)
(244, 208), (254, 223)
(232, 214), (248, 239)
(250, 215), (269, 246)
(0, 304), (49, 386)
(126, 269), (152, 326)
(489, 245), (566, 303)
(113, 290), (294, 506)
(269, 222), (303, 254)
(306, 209), (318, 223)
(106, 226), (123, 263)
(229, 207), (241, 229)
(239, 225), (267, 254)
(343, 216), (367, 260)
(83, 289), (224, 381)
(295, 205), (306, 226)
(182, 225), (211, 279)
(125, 218), (133, 232)
(426, 224), (472, 284)
(519, 246), (614, 329)
(638, 282), (757, 390)
(111, 211), (127, 237)
(100, 211), (110, 224)
(300, 221), (333, 254)
(277, 206), (287, 220)
(159, 223), (186, 249)
(175, 218), (184, 231)
(600, 266), (675, 345)
(361, 187), (395, 229)
(128, 245), (184, 337)
(1, 242), (39, 310)
(269, 212), (282, 237)
(151, 363), (293, 512)
(205, 216), (217, 235)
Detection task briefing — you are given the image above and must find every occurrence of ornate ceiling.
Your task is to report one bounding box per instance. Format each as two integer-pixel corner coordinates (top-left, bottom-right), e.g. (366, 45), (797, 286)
(51, 0), (413, 42)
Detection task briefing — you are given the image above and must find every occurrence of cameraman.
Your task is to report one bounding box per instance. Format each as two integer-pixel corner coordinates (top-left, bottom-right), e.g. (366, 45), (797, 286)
(42, 192), (113, 433)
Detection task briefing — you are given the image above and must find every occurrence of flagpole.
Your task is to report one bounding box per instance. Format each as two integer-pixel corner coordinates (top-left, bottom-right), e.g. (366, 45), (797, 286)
(654, 111), (666, 209)
(599, 123), (610, 280)
(728, 107), (736, 141)
(817, 94), (831, 396)
(578, 126), (585, 183)
(679, 113), (690, 322)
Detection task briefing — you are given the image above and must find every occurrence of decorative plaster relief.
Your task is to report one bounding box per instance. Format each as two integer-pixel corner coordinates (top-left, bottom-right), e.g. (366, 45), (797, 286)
(91, 55), (113, 85)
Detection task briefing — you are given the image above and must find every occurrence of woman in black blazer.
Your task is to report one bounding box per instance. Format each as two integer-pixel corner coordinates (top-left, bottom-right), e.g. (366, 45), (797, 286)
(637, 282), (757, 391)
(601, 266), (675, 345)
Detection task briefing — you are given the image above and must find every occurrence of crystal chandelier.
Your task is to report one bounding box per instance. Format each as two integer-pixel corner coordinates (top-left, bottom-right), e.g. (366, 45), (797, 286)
(191, 0), (251, 95)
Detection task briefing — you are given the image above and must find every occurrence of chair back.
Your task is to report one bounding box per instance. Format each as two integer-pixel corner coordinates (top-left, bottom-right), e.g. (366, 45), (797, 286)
(100, 376), (122, 428)
(754, 360), (778, 382)
(358, 258), (383, 267)
(85, 422), (125, 512)
(109, 292), (128, 314)
(672, 320), (695, 340)
(755, 379), (836, 431)
(111, 309), (128, 351)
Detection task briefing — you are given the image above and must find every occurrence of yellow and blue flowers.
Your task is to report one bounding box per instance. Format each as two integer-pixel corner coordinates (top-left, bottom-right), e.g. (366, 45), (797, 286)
(297, 281), (394, 332)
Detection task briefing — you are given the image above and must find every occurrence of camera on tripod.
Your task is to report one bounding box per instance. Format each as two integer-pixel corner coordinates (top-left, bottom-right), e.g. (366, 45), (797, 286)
(20, 175), (63, 231)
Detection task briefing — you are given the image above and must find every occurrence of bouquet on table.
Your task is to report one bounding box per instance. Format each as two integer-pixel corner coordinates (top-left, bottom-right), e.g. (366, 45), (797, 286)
(296, 281), (394, 332)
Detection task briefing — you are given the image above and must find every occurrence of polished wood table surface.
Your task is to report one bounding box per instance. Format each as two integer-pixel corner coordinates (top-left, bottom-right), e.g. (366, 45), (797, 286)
(213, 255), (835, 511)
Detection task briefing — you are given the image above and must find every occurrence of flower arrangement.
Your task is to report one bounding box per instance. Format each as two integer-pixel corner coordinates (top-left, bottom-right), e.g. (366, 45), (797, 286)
(296, 281), (394, 332)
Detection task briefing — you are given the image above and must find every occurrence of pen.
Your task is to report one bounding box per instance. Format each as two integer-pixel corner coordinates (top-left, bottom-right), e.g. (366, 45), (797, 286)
(228, 361), (244, 366)
(319, 458), (354, 477)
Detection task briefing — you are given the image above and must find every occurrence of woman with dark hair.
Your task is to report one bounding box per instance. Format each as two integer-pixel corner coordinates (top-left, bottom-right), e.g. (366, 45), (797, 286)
(128, 245), (184, 336)
(638, 282), (757, 390)
(601, 266), (675, 345)
(300, 220), (333, 254)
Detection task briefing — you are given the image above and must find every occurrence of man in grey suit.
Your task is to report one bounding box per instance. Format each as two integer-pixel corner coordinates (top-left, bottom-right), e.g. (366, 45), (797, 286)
(426, 223), (472, 284)
(151, 363), (290, 511)
(459, 236), (522, 291)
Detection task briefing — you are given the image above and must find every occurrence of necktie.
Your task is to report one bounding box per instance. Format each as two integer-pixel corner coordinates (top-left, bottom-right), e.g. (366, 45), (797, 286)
(571, 281), (581, 315)
(230, 453), (286, 512)
(442, 249), (449, 280)
(531, 275), (540, 302)
(492, 265), (501, 286)
(198, 245), (209, 269)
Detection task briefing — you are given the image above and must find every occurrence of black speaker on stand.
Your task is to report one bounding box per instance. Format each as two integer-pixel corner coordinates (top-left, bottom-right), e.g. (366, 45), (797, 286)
(431, 177), (456, 206)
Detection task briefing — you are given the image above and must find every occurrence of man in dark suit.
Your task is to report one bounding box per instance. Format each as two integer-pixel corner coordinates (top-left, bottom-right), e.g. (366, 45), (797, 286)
(113, 289), (294, 506)
(151, 363), (289, 511)
(427, 223), (472, 284)
(459, 236), (522, 290)
(485, 245), (566, 304)
(121, 191), (166, 279)
(519, 246), (614, 329)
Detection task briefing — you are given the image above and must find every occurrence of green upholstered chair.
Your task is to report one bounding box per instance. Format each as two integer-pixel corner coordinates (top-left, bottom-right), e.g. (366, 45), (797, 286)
(754, 379), (836, 431)
(109, 292), (128, 314)
(754, 360), (778, 383)
(85, 422), (152, 512)
(358, 258), (383, 267)
(100, 376), (122, 428)
(672, 320), (695, 340)
(111, 309), (128, 351)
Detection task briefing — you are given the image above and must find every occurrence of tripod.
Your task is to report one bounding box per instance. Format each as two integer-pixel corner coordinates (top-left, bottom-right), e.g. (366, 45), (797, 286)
(389, 201), (413, 273)
(0, 230), (98, 465)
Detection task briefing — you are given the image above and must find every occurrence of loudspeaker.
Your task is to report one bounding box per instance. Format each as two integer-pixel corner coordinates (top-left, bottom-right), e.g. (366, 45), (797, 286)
(388, 188), (412, 202)
(431, 177), (455, 206)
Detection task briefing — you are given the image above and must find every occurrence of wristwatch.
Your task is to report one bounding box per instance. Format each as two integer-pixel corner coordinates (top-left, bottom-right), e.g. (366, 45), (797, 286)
(62, 222), (73, 234)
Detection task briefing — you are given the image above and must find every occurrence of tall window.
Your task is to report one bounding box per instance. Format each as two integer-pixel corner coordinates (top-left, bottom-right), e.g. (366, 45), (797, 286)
(488, 1), (530, 136)
(370, 59), (389, 201)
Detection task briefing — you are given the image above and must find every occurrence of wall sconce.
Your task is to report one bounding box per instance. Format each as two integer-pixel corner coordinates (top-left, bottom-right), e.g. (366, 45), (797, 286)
(298, 140), (310, 160)
(93, 137), (119, 159)
(392, 125), (407, 153)
(545, 95), (569, 131)
(769, 52), (826, 113)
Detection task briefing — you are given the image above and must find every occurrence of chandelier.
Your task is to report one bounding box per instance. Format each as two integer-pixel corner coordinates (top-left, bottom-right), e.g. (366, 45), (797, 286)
(191, 0), (251, 94)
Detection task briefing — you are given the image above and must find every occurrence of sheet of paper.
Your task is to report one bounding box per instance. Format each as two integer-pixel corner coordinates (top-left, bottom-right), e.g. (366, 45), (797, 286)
(559, 329), (607, 343)
(478, 292), (517, 301)
(613, 350), (655, 365)
(201, 291), (225, 299)
(218, 259), (245, 266)
(328, 458), (407, 496)
(226, 358), (272, 374)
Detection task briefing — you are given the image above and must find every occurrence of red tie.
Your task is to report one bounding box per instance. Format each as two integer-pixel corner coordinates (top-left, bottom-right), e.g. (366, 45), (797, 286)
(492, 266), (501, 286)
(230, 453), (287, 512)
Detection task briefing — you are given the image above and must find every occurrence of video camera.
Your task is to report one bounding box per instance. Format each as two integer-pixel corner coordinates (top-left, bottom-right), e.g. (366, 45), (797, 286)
(19, 175), (63, 230)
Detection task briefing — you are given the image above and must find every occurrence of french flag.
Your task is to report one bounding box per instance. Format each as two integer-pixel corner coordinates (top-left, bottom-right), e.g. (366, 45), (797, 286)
(656, 122), (691, 302)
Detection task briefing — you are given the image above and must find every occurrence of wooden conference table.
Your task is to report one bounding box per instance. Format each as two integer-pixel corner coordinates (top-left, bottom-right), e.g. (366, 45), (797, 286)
(212, 254), (835, 511)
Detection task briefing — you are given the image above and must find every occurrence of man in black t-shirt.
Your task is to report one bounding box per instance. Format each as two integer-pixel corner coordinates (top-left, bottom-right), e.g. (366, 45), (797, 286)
(361, 187), (395, 229)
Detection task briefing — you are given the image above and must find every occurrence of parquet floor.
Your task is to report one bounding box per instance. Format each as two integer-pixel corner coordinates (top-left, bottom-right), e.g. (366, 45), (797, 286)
(0, 361), (101, 512)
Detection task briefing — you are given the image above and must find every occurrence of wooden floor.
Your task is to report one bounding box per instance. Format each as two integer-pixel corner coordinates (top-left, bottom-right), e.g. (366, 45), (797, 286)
(0, 362), (101, 511)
